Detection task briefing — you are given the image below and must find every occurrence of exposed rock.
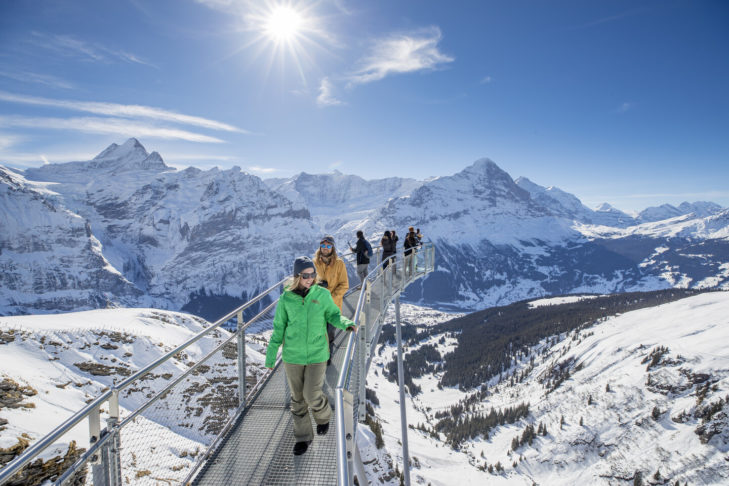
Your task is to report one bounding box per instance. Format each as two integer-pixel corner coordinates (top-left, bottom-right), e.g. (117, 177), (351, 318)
(0, 437), (86, 486)
(0, 330), (16, 344)
(74, 361), (132, 377)
(0, 379), (37, 409)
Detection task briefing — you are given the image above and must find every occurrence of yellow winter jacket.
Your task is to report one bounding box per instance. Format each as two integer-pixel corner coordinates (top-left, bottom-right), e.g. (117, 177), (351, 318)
(314, 251), (349, 311)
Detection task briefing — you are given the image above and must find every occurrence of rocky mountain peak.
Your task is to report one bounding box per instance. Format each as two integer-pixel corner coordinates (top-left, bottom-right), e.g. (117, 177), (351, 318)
(94, 138), (147, 161)
(91, 138), (168, 172)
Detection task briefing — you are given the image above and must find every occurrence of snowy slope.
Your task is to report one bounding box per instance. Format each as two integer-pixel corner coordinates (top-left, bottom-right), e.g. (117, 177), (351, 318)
(0, 308), (272, 482)
(363, 293), (729, 485)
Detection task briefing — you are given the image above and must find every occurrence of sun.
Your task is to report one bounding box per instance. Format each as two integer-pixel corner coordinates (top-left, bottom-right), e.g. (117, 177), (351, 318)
(264, 6), (303, 43)
(238, 1), (330, 84)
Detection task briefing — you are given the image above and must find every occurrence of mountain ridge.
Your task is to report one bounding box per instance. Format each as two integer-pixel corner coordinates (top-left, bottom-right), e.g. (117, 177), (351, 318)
(2, 139), (728, 316)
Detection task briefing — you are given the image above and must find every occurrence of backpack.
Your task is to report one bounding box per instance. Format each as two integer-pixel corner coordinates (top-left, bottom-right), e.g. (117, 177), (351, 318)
(364, 239), (373, 258)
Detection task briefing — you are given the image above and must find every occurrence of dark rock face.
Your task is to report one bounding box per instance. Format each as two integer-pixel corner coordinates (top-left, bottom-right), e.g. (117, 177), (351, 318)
(0, 437), (86, 486)
(0, 379), (37, 410)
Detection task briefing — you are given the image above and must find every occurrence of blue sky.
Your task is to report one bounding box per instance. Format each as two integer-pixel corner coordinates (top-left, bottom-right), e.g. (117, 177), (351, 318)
(1, 0), (727, 213)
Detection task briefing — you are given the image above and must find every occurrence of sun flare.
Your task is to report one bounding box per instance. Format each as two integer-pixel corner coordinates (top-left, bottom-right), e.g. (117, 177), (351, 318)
(264, 6), (303, 43)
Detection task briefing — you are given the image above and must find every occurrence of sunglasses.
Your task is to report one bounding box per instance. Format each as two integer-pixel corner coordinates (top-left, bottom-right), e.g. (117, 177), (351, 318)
(320, 243), (333, 249)
(300, 272), (316, 280)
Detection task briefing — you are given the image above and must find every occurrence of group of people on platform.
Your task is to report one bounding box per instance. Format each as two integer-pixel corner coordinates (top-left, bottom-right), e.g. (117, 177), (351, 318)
(265, 228), (424, 456)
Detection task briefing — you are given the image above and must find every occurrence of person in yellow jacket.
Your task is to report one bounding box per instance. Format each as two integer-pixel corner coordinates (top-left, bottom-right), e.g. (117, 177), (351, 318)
(313, 235), (349, 365)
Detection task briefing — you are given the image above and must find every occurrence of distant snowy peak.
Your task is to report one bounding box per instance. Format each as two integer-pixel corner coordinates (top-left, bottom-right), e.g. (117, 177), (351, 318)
(268, 171), (421, 208)
(515, 176), (592, 220)
(93, 138), (148, 161)
(592, 202), (636, 227)
(91, 138), (168, 172)
(402, 158), (541, 217)
(419, 159), (531, 207)
(638, 201), (725, 223)
(26, 138), (170, 182)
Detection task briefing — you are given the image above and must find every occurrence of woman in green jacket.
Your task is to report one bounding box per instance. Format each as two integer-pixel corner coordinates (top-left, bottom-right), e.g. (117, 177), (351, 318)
(265, 256), (356, 455)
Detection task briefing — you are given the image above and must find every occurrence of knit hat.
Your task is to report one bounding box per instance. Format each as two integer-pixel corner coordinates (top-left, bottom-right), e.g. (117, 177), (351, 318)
(293, 256), (315, 276)
(320, 235), (335, 246)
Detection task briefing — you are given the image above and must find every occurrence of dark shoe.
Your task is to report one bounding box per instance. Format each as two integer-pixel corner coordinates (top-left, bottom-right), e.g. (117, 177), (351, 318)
(317, 423), (330, 436)
(293, 440), (311, 455)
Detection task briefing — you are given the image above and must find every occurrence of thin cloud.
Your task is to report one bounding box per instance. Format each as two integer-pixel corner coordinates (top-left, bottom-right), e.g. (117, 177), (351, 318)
(28, 32), (158, 69)
(317, 77), (343, 106)
(572, 7), (649, 30)
(0, 91), (248, 133)
(0, 151), (97, 168)
(0, 70), (74, 90)
(616, 102), (633, 113)
(609, 191), (729, 200)
(480, 75), (493, 84)
(0, 115), (225, 143)
(247, 165), (279, 174)
(349, 26), (454, 85)
(0, 134), (23, 151)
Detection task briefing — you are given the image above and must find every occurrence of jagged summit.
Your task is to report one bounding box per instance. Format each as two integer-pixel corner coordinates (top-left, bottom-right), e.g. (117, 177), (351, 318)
(94, 138), (147, 161)
(91, 138), (168, 172)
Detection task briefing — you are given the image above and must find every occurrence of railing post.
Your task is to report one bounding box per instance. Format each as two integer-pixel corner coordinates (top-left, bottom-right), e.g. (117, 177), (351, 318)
(88, 405), (108, 486)
(358, 281), (369, 423)
(107, 389), (121, 486)
(237, 310), (246, 408)
(394, 295), (411, 486)
(337, 389), (356, 486)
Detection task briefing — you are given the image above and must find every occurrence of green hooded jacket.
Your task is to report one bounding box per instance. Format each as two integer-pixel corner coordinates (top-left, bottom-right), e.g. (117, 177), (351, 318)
(265, 284), (355, 368)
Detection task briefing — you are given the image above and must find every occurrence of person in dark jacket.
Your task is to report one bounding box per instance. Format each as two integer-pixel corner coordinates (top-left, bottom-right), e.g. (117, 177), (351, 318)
(349, 230), (372, 284)
(389, 230), (399, 272)
(265, 256), (355, 455)
(381, 230), (396, 270)
(404, 227), (419, 277)
(404, 227), (418, 256)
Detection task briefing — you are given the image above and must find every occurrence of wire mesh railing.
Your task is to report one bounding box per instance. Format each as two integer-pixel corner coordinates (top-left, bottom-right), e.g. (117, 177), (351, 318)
(0, 278), (286, 486)
(335, 242), (435, 485)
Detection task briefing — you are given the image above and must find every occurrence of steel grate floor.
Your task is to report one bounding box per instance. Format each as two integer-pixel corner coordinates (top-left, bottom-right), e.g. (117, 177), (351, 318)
(191, 290), (364, 486)
(192, 266), (423, 486)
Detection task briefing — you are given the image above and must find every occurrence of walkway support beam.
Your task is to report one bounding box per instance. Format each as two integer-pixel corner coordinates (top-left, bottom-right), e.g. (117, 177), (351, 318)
(395, 295), (411, 486)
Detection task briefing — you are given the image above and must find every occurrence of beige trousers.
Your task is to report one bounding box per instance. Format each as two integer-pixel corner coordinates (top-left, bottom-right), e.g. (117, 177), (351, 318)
(283, 361), (331, 442)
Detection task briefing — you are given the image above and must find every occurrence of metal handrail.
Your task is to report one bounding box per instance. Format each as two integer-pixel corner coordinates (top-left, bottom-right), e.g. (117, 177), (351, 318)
(0, 276), (288, 485)
(335, 242), (434, 485)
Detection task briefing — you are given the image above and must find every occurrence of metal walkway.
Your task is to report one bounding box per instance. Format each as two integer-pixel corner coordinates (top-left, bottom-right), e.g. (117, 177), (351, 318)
(191, 315), (357, 485)
(191, 264), (390, 485)
(0, 244), (434, 486)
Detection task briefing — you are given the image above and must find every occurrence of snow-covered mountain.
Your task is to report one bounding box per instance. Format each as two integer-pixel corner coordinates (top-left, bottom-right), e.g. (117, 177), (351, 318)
(364, 292), (729, 485)
(265, 170), (421, 235)
(637, 201), (725, 223)
(2, 140), (728, 315)
(2, 139), (320, 318)
(316, 159), (728, 309)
